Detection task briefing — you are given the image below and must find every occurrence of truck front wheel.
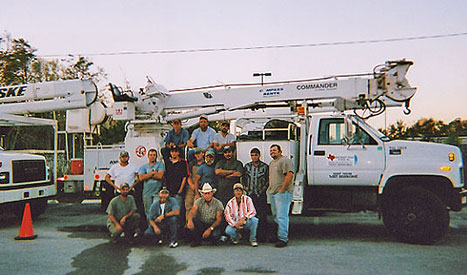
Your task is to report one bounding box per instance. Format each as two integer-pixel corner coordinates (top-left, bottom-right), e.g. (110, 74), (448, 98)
(382, 187), (449, 244)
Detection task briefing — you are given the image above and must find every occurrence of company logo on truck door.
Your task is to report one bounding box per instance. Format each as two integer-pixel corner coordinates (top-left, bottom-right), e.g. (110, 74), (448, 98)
(296, 82), (338, 91)
(0, 85), (26, 98)
(327, 153), (357, 167)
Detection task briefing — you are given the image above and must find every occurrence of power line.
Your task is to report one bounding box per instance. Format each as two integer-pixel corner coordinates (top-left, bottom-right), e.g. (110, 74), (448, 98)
(39, 32), (467, 58)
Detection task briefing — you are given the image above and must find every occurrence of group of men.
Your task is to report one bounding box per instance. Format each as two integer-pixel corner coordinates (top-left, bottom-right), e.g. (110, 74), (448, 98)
(105, 115), (294, 248)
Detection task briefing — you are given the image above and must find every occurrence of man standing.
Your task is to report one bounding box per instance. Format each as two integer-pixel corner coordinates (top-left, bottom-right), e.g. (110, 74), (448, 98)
(243, 148), (269, 242)
(195, 149), (217, 189)
(107, 183), (141, 243)
(187, 115), (216, 152)
(268, 144), (294, 248)
(214, 146), (244, 205)
(162, 118), (190, 161)
(224, 183), (259, 247)
(144, 187), (180, 248)
(165, 146), (189, 225)
(136, 148), (165, 216)
(186, 147), (204, 219)
(105, 151), (139, 193)
(187, 183), (224, 247)
(213, 121), (236, 161)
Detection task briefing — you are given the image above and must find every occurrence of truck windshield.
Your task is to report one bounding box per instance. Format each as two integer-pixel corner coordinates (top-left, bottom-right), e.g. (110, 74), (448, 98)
(352, 116), (391, 142)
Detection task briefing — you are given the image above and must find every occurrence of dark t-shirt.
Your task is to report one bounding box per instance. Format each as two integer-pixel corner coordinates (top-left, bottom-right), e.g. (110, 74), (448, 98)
(165, 159), (189, 195)
(215, 159), (244, 204)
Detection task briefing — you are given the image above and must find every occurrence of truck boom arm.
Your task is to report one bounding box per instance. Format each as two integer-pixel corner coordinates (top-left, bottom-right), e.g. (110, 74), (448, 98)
(134, 60), (416, 122)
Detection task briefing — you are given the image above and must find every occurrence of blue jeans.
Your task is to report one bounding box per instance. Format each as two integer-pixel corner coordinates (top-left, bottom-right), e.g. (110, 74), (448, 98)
(269, 191), (292, 242)
(225, 216), (258, 242)
(144, 216), (178, 242)
(143, 194), (157, 217)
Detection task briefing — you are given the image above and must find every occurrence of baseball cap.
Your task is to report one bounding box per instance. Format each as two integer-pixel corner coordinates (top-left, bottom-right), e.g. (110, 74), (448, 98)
(119, 151), (129, 157)
(233, 183), (244, 190)
(205, 150), (215, 157)
(194, 147), (203, 154)
(159, 187), (170, 194)
(223, 146), (233, 153)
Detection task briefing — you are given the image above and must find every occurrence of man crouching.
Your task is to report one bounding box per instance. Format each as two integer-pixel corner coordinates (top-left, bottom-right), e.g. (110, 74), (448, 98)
(144, 187), (180, 248)
(186, 183), (224, 247)
(224, 183), (259, 247)
(107, 183), (141, 243)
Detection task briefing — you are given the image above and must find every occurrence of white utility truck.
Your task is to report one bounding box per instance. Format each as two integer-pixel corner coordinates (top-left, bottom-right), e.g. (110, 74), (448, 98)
(0, 79), (103, 217)
(101, 59), (465, 244)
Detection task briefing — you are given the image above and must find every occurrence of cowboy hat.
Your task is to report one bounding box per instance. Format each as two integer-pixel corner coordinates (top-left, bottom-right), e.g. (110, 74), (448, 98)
(199, 183), (217, 194)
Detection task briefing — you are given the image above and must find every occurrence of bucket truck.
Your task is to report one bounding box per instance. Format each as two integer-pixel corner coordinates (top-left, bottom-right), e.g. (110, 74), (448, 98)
(104, 60), (464, 244)
(0, 79), (103, 217)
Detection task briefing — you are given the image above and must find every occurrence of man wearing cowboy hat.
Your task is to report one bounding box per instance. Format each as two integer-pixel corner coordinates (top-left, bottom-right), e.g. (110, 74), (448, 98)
(224, 183), (259, 247)
(186, 183), (224, 247)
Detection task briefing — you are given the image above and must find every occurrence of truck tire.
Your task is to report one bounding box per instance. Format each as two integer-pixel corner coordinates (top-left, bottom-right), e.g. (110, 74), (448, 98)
(31, 199), (48, 219)
(12, 199), (48, 220)
(382, 187), (449, 244)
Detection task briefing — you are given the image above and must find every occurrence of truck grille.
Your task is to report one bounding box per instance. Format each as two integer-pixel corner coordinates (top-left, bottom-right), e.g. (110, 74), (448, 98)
(12, 160), (46, 183)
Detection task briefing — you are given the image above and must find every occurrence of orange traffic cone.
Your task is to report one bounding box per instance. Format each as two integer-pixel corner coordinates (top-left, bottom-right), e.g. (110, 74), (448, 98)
(15, 203), (38, 240)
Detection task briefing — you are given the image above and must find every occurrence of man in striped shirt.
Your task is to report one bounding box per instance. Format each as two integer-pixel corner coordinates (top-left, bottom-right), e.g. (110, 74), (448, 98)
(224, 183), (259, 247)
(243, 147), (269, 242)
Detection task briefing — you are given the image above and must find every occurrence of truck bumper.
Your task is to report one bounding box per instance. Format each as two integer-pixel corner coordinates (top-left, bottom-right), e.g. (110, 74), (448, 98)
(452, 188), (467, 211)
(0, 182), (56, 204)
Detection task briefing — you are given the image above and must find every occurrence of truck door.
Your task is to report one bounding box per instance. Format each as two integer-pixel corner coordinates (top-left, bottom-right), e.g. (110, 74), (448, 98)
(310, 117), (385, 186)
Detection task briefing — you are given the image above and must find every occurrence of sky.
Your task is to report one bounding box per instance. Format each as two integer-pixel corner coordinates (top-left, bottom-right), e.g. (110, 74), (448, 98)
(1, 0), (467, 129)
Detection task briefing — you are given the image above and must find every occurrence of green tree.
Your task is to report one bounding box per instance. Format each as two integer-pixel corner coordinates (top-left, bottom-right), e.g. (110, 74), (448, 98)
(0, 38), (36, 85)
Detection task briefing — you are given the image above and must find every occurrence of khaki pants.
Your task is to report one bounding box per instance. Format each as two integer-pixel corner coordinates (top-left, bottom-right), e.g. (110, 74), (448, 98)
(185, 187), (197, 221)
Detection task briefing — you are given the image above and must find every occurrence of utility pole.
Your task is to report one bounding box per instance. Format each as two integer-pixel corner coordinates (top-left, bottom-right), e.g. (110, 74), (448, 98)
(253, 72), (272, 86)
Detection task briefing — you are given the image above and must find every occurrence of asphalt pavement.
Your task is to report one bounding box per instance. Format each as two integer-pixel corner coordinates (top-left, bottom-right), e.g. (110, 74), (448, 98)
(1, 201), (467, 275)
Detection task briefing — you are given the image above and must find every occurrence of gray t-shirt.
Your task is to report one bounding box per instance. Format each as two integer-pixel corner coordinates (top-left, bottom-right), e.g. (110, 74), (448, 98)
(194, 197), (224, 224)
(267, 155), (294, 194)
(106, 195), (137, 226)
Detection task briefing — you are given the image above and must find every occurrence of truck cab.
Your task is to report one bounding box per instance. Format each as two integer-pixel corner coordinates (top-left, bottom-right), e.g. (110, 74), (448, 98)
(0, 146), (53, 217)
(236, 113), (466, 244)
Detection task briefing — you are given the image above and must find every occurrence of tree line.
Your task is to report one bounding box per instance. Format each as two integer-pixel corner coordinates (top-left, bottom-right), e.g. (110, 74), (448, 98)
(0, 33), (122, 151)
(380, 118), (467, 146)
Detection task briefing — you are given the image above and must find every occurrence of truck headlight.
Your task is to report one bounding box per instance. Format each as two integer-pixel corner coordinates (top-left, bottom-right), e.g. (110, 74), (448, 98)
(0, 172), (10, 184)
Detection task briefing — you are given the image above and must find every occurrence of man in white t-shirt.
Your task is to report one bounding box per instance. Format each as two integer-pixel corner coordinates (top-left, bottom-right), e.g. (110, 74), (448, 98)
(105, 150), (139, 193)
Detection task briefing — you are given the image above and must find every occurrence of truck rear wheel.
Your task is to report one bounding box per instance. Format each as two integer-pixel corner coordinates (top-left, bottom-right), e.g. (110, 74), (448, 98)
(383, 187), (449, 244)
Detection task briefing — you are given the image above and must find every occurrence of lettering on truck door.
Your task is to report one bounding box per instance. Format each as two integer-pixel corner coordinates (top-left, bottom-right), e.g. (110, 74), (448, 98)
(310, 117), (385, 186)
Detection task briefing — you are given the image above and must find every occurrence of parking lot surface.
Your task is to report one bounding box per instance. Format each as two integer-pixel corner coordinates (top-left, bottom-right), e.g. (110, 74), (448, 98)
(1, 201), (466, 275)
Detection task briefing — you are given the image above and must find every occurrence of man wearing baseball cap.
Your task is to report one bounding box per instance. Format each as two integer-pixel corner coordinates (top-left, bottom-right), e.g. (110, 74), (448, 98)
(144, 187), (180, 248)
(215, 146), (244, 205)
(107, 183), (141, 243)
(194, 149), (217, 189)
(224, 183), (259, 247)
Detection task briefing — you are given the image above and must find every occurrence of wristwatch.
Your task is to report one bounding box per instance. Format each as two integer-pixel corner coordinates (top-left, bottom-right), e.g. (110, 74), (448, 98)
(210, 227), (214, 231)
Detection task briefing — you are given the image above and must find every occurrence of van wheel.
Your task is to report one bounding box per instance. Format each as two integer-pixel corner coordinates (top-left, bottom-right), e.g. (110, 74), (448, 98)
(383, 187), (449, 244)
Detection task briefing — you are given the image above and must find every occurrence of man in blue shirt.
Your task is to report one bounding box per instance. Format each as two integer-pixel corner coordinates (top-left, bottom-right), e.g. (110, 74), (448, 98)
(195, 149), (217, 189)
(136, 148), (165, 216)
(162, 118), (190, 161)
(188, 115), (216, 151)
(144, 187), (180, 248)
